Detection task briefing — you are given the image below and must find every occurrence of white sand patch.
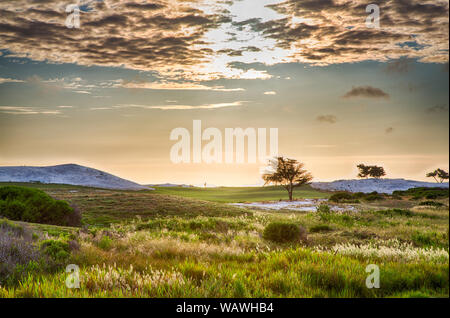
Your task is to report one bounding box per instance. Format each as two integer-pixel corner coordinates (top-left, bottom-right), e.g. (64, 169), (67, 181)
(230, 199), (354, 212)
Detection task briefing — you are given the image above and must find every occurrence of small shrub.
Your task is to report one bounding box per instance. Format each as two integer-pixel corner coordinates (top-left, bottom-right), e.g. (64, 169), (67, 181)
(364, 192), (384, 202)
(188, 220), (204, 230)
(68, 239), (80, 251)
(329, 192), (354, 203)
(40, 239), (70, 263)
(263, 222), (307, 243)
(317, 204), (331, 214)
(330, 191), (385, 203)
(98, 235), (113, 251)
(317, 204), (333, 222)
(0, 222), (40, 284)
(411, 231), (447, 248)
(376, 209), (413, 217)
(393, 187), (449, 200)
(309, 224), (333, 233)
(418, 201), (445, 207)
(198, 232), (219, 242)
(0, 218), (24, 236)
(352, 230), (376, 240)
(233, 280), (247, 297)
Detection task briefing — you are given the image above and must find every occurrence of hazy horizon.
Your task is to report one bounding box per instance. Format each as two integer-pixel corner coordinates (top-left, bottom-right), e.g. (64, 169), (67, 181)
(1, 161), (449, 187)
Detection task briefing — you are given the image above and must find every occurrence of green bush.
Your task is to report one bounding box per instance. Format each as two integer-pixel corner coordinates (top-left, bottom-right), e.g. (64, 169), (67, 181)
(263, 222), (307, 243)
(317, 204), (331, 213)
(40, 240), (70, 263)
(364, 192), (384, 202)
(98, 235), (113, 250)
(376, 209), (413, 217)
(411, 231), (448, 249)
(329, 191), (384, 203)
(317, 204), (333, 222)
(418, 201), (446, 207)
(329, 192), (354, 203)
(0, 186), (81, 226)
(309, 224), (333, 233)
(393, 187), (449, 200)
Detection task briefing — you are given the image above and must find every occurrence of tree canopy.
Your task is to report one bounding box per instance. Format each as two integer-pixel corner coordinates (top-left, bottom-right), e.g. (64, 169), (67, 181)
(262, 157), (313, 201)
(426, 169), (449, 183)
(357, 164), (386, 179)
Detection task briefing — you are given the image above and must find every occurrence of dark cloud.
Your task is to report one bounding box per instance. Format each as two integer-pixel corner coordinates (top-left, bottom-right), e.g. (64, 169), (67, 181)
(316, 114), (337, 124)
(124, 2), (164, 10)
(226, 62), (267, 71)
(385, 58), (415, 74)
(0, 0), (447, 78)
(343, 86), (390, 99)
(426, 105), (449, 113)
(257, 0), (449, 65)
(0, 0), (229, 79)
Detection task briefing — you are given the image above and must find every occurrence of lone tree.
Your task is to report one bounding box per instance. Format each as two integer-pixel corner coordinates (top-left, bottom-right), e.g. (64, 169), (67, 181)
(262, 157), (313, 201)
(357, 164), (371, 178)
(426, 168), (449, 183)
(357, 164), (386, 179)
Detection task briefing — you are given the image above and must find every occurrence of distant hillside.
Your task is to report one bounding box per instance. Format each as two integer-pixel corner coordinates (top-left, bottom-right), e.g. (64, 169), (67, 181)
(147, 183), (194, 188)
(311, 178), (449, 194)
(0, 164), (148, 190)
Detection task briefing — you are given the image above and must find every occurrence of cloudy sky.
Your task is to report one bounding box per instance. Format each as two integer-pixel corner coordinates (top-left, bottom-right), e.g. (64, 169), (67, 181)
(0, 0), (449, 185)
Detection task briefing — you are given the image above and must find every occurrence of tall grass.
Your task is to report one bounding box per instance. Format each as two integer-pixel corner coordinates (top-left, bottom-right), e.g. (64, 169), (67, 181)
(1, 247), (447, 298)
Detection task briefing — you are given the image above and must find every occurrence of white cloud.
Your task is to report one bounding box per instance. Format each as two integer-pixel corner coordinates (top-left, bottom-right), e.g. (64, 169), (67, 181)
(0, 77), (24, 84)
(148, 101), (245, 110)
(118, 80), (245, 92)
(0, 106), (62, 115)
(90, 101), (248, 111)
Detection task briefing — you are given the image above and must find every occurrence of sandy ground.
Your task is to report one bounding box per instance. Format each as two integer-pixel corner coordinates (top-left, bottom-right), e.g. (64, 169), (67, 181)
(230, 199), (354, 212)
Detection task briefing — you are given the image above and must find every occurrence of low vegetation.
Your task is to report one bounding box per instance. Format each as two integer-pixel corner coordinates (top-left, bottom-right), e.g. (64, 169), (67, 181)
(153, 185), (329, 203)
(392, 187), (449, 200)
(0, 182), (448, 298)
(0, 186), (81, 226)
(329, 191), (385, 203)
(263, 222), (307, 243)
(0, 218), (77, 286)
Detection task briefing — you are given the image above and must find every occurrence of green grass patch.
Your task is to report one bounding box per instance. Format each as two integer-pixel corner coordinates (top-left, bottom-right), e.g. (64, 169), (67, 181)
(153, 185), (330, 203)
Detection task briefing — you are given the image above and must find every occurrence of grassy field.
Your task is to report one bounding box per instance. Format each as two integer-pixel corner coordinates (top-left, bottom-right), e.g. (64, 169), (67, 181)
(153, 185), (330, 202)
(0, 182), (448, 298)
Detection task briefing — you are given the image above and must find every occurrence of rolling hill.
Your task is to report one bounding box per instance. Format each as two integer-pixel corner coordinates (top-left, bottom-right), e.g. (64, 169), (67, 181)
(311, 178), (449, 194)
(0, 164), (148, 190)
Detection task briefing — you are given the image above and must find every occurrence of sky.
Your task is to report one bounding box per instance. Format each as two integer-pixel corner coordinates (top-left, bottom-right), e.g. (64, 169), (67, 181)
(0, 0), (449, 186)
